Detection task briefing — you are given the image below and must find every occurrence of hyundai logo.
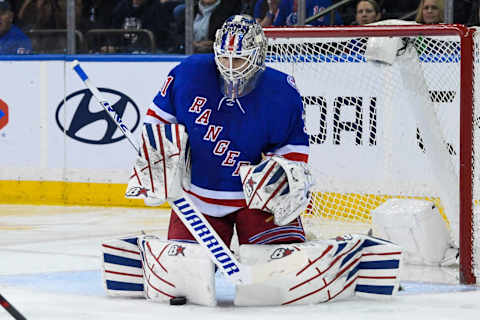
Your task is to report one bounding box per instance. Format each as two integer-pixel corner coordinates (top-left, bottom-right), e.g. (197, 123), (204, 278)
(56, 88), (140, 145)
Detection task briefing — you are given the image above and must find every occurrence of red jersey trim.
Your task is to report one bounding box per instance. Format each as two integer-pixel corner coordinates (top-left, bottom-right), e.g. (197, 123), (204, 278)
(146, 109), (171, 124)
(184, 189), (247, 207)
(267, 152), (309, 163)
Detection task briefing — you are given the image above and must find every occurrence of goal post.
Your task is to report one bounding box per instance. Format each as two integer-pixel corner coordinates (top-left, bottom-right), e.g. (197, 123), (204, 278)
(264, 24), (477, 284)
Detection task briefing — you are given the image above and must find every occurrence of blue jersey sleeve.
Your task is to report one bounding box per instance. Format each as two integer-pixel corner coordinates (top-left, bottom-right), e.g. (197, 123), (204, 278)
(145, 67), (179, 124)
(263, 74), (309, 162)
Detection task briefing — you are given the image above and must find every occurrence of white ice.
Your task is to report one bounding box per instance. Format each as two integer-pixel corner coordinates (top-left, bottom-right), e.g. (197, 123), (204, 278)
(1, 204), (479, 320)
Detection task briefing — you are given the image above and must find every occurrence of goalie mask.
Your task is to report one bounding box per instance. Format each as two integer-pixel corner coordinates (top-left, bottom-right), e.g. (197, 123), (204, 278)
(214, 15), (267, 99)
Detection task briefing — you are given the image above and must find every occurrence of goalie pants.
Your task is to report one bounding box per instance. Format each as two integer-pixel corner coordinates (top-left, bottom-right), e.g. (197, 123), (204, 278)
(167, 208), (306, 247)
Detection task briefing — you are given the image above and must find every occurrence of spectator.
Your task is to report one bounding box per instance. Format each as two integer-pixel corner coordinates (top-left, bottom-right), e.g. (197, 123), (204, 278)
(110, 0), (183, 52)
(17, 0), (85, 53)
(381, 0), (418, 20)
(355, 0), (381, 25)
(79, 0), (116, 53)
(191, 0), (242, 53)
(112, 0), (156, 31)
(254, 0), (280, 27)
(0, 0), (32, 54)
(270, 0), (343, 26)
(17, 0), (59, 30)
(172, 1), (185, 35)
(173, 0), (251, 28)
(455, 0), (474, 25)
(56, 0), (89, 30)
(151, 0), (184, 51)
(415, 0), (444, 24)
(82, 0), (117, 30)
(467, 0), (480, 26)
(239, 0), (255, 15)
(343, 0), (381, 56)
(413, 0), (459, 56)
(111, 0), (159, 52)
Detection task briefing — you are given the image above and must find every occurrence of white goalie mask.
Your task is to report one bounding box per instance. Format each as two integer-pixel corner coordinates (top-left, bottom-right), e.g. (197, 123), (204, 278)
(214, 15), (267, 99)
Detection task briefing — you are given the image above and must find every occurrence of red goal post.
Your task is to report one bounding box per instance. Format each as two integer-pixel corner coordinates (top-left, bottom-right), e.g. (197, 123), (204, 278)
(263, 25), (477, 284)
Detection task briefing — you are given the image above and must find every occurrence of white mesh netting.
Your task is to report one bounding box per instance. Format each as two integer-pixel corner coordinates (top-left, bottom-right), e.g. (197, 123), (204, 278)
(265, 26), (479, 282)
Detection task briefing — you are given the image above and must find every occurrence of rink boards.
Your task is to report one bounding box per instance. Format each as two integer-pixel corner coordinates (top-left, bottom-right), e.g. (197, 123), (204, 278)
(0, 55), (459, 208)
(0, 56), (182, 206)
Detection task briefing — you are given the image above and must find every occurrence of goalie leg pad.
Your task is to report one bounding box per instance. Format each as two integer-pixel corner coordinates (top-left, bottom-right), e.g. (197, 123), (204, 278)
(138, 236), (216, 306)
(234, 235), (402, 306)
(101, 236), (144, 297)
(353, 235), (403, 298)
(126, 123), (189, 204)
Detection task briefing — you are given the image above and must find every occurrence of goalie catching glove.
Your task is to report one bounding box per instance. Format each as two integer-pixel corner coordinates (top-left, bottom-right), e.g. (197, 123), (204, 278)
(239, 156), (313, 226)
(125, 123), (189, 205)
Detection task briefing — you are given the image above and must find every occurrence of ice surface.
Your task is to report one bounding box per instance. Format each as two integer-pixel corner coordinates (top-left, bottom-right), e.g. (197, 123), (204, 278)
(1, 205), (479, 320)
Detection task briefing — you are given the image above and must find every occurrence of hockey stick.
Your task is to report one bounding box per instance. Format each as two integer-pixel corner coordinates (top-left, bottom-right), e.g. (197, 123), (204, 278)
(0, 294), (27, 320)
(71, 60), (249, 284)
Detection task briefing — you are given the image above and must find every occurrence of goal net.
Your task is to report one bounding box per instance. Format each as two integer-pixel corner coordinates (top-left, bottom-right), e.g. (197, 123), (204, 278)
(264, 24), (479, 284)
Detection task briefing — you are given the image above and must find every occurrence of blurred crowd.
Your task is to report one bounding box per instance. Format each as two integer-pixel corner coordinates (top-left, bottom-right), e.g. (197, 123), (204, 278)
(0, 0), (479, 54)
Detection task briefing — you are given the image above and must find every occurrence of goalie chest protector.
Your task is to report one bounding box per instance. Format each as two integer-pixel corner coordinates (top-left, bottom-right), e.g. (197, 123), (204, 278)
(148, 54), (308, 198)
